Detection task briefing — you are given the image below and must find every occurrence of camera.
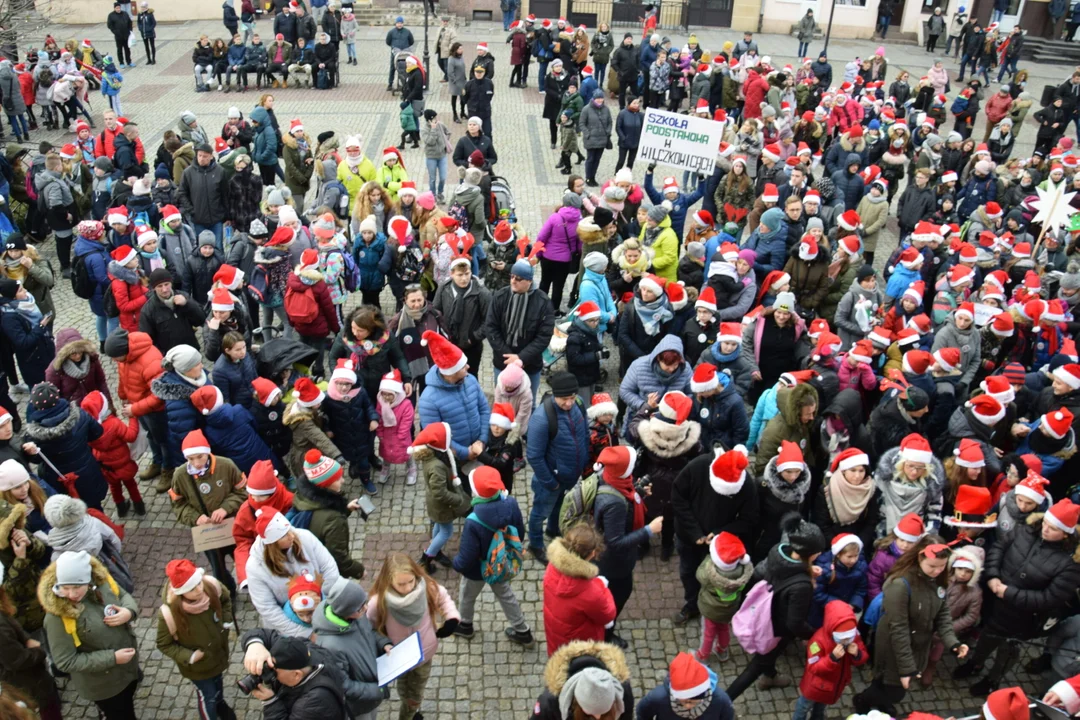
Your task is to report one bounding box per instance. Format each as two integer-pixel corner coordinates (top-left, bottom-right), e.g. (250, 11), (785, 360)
(237, 667), (278, 696)
(633, 474), (652, 494)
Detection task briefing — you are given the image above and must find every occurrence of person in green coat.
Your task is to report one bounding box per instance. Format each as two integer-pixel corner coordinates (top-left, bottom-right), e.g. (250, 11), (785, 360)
(0, 500), (48, 635)
(638, 204), (680, 282)
(292, 450), (367, 579)
(281, 123), (314, 214)
(412, 422), (471, 575)
(39, 551), (141, 717)
(754, 382), (819, 476)
(561, 79), (585, 124)
(0, 573), (61, 719)
(156, 558), (236, 720)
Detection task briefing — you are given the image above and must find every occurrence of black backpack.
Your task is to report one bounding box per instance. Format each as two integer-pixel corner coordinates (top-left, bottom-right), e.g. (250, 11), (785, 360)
(540, 393), (586, 443)
(70, 254), (95, 299)
(103, 283), (120, 319)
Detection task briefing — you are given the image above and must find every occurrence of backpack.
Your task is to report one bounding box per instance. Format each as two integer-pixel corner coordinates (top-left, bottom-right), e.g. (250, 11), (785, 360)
(327, 247), (360, 292)
(284, 283), (319, 324)
(447, 201), (471, 233)
(731, 574), (805, 655)
(103, 282), (121, 319)
(466, 511), (524, 585)
(247, 263), (270, 304)
(317, 68), (329, 90)
(862, 577), (910, 630)
(70, 253), (96, 299)
(558, 474), (623, 534)
(284, 507), (313, 530)
(317, 180), (350, 220)
(396, 244), (425, 284)
(950, 96), (969, 115)
(540, 393), (586, 443)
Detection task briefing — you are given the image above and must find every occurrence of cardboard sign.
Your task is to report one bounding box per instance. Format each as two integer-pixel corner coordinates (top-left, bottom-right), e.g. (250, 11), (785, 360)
(974, 302), (1003, 328)
(638, 108), (719, 175)
(191, 518), (236, 552)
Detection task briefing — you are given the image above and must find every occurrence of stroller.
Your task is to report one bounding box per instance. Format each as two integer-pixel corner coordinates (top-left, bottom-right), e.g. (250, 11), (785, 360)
(487, 175), (517, 223)
(391, 45), (414, 95)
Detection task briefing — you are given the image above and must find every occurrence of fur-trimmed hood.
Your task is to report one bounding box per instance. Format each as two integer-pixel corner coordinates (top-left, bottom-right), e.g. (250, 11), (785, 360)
(52, 329), (98, 370)
(547, 537), (599, 580)
(151, 371), (199, 402)
(283, 401), (318, 427)
(37, 554), (113, 619)
(292, 475), (351, 515)
(577, 218), (606, 246)
(637, 417), (702, 458)
(544, 640), (631, 695)
(777, 382), (819, 427)
(25, 402), (81, 440)
(948, 544), (984, 584)
(0, 501), (26, 549)
(875, 445), (946, 490)
(611, 241), (654, 272)
(282, 131), (313, 151)
(762, 456), (812, 504)
(839, 134), (866, 154)
(294, 265), (324, 283)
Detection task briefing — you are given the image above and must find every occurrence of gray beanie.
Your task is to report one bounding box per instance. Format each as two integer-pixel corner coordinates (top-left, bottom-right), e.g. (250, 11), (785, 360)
(583, 251), (608, 272)
(103, 328), (130, 358)
(647, 204), (669, 222)
(164, 344), (202, 374)
(53, 550), (93, 592)
(267, 188), (286, 207)
(198, 230), (217, 248)
(805, 217), (824, 233)
(761, 105), (777, 118)
(249, 218), (269, 237)
(925, 133), (943, 148)
(558, 667), (625, 719)
(180, 110), (197, 126)
(562, 190), (583, 209)
(687, 241), (706, 261)
(1061, 271), (1080, 291)
(329, 580), (368, 617)
(774, 291), (797, 312)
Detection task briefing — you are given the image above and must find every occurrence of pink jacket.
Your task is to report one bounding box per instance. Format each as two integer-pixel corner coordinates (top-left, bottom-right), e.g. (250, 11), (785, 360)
(494, 377), (533, 433)
(376, 397), (414, 464)
(367, 581), (459, 661)
(928, 66), (949, 95)
(837, 356), (877, 392)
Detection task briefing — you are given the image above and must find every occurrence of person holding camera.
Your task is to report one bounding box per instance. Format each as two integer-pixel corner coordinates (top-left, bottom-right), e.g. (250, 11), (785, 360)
(239, 631), (350, 719)
(155, 559), (236, 720)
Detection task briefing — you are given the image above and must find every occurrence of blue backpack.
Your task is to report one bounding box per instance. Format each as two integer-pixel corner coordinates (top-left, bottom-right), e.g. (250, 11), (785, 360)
(284, 507), (313, 530)
(466, 512), (524, 585)
(327, 247), (361, 292)
(862, 577), (910, 629)
(247, 264), (271, 304)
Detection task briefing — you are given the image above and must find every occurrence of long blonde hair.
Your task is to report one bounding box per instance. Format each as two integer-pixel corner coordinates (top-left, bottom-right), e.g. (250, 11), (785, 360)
(1, 481), (46, 521)
(352, 180), (394, 225)
(166, 577), (223, 638)
(369, 553), (442, 635)
(262, 531), (308, 578)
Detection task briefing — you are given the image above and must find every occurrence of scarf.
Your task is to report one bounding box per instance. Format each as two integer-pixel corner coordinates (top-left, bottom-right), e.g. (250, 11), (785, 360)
(617, 249), (650, 275)
(506, 289), (532, 347)
(110, 263), (139, 285)
(179, 370), (209, 388)
(603, 471), (644, 530)
(181, 590), (212, 616)
(880, 474), (928, 532)
(295, 137), (310, 162)
(48, 516), (104, 556)
(866, 192), (888, 204)
(186, 462), (209, 477)
(634, 294), (673, 336)
(404, 304), (424, 322)
(377, 396), (399, 427)
(384, 578), (428, 627)
(471, 491), (505, 507)
(643, 224), (663, 248)
(826, 470), (876, 525)
(62, 356), (91, 380)
(2, 256), (27, 282)
(345, 152), (364, 170)
(14, 295), (42, 325)
(765, 465), (811, 505)
(140, 248), (165, 271)
(710, 343), (740, 363)
(670, 693), (712, 719)
(326, 383), (360, 402)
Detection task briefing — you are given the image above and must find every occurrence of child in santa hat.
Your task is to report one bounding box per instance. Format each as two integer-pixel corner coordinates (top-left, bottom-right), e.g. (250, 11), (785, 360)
(410, 422), (471, 574)
(868, 512), (925, 600)
(638, 652), (730, 717)
(680, 286), (719, 366)
(282, 571), (323, 629)
(1015, 407), (1077, 481)
(249, 377), (291, 474)
(477, 403), (522, 494)
(585, 392), (619, 474)
(322, 359), (380, 495)
(921, 545), (983, 687)
(703, 321), (754, 398)
(692, 363), (750, 450)
(494, 359), (533, 440)
(81, 391), (144, 517)
(809, 533), (868, 628)
(282, 377), (342, 481)
(795, 599), (868, 719)
(190, 384), (276, 475)
(566, 302), (606, 400)
(374, 368), (416, 485)
(695, 532), (753, 662)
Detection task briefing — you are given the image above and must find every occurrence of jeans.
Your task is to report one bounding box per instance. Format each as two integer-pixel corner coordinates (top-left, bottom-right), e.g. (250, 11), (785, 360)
(259, 304), (294, 339)
(528, 477), (565, 549)
(424, 156), (448, 196)
(193, 221), (223, 250)
(192, 674), (225, 720)
(797, 41), (810, 56)
(877, 16), (890, 37)
(502, 4), (518, 30)
(584, 147), (604, 182)
(998, 56), (1018, 82)
(537, 61), (549, 92)
(945, 35), (961, 55)
(139, 410), (169, 467)
(793, 695), (827, 720)
(458, 577), (529, 631)
(240, 62), (265, 87)
(958, 53), (977, 81)
(347, 41), (356, 59)
(95, 313), (120, 342)
(594, 63), (608, 89)
(426, 521), (454, 556)
(6, 113), (28, 138)
(992, 8), (1004, 21)
(312, 4), (326, 24)
(194, 64), (214, 84)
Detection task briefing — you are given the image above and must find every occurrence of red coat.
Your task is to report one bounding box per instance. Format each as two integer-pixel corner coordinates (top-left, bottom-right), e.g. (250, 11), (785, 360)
(798, 600), (869, 704)
(285, 269), (341, 339)
(110, 274), (149, 333)
(17, 71), (33, 108)
(88, 414), (139, 482)
(232, 479), (294, 587)
(509, 32), (528, 65)
(742, 71), (770, 121)
(542, 538), (617, 656)
(828, 102), (864, 136)
(115, 331), (165, 417)
(94, 125), (146, 163)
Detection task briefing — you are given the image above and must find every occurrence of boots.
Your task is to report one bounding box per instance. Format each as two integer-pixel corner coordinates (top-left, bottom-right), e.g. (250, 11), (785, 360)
(558, 152), (571, 174)
(139, 462), (161, 481)
(116, 500), (130, 518)
(418, 552), (436, 575)
(575, 152), (585, 164)
(410, 131), (420, 148)
(406, 457), (417, 485)
(133, 500), (146, 516)
(397, 133), (407, 150)
(920, 657), (938, 687)
(156, 468), (174, 494)
(756, 674), (792, 690)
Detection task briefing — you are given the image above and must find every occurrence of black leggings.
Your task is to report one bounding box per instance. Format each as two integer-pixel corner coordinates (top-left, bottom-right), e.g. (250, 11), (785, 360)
(969, 632), (1021, 684)
(549, 116), (558, 146)
(95, 679), (139, 720)
(510, 64), (524, 86)
(726, 636), (792, 700)
(258, 162), (277, 185)
(538, 257), (573, 312)
(615, 146), (637, 172)
(451, 95), (463, 119)
(143, 36), (156, 62)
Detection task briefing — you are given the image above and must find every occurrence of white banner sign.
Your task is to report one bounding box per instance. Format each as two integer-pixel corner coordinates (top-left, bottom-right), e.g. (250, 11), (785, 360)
(973, 302), (1003, 328)
(637, 108), (719, 175)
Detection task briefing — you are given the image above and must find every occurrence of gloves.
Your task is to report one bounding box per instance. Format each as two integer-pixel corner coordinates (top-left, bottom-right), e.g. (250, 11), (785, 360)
(606, 139), (613, 150)
(435, 618), (459, 638)
(599, 347), (610, 359)
(647, 162), (657, 173)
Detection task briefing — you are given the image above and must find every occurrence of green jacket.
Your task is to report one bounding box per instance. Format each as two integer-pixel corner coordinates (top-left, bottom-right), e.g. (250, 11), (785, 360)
(754, 383), (819, 476)
(155, 576), (233, 681)
(421, 451), (470, 523)
(283, 401), (341, 479)
(39, 556), (141, 702)
(873, 569), (959, 685)
(561, 91), (584, 124)
(638, 214), (679, 282)
(819, 258), (861, 325)
(376, 162), (409, 202)
(281, 131), (314, 199)
(291, 481), (366, 579)
(170, 455), (247, 527)
(696, 555), (753, 624)
(0, 501), (48, 632)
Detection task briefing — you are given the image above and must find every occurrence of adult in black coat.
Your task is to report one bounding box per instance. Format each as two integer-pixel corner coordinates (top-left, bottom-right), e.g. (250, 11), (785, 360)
(274, 9), (298, 45)
(817, 388), (874, 461)
(432, 273), (491, 375)
(955, 510), (1080, 695)
(533, 641), (635, 720)
(463, 66), (496, 138)
(451, 125), (498, 169)
(313, 33), (338, 87)
(0, 284), (54, 389)
(811, 53), (832, 88)
(22, 392), (107, 510)
(106, 3), (134, 66)
(670, 449), (760, 623)
(483, 272), (556, 380)
(752, 455), (812, 561)
(327, 307), (412, 406)
(610, 35), (639, 109)
(239, 629), (351, 716)
(178, 152), (229, 229)
(868, 387), (930, 460)
(542, 62), (575, 148)
(138, 272), (207, 354)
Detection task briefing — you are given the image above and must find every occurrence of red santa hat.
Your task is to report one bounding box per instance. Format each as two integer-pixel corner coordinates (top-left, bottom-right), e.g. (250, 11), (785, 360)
(251, 378), (282, 408)
(1053, 364), (1080, 390)
(489, 402), (517, 431)
(775, 440), (805, 473)
(246, 460), (278, 496)
(468, 465), (505, 500)
(899, 434), (932, 464)
(761, 143), (781, 163)
(110, 245), (138, 266)
(662, 176), (679, 194)
(1015, 471), (1050, 504)
(953, 438), (986, 469)
(984, 201), (1003, 219)
(594, 445), (637, 481)
(422, 330), (467, 375)
(990, 313), (1015, 338)
(812, 332), (843, 362)
(182, 429), (211, 457)
(106, 206), (129, 226)
(693, 209), (713, 227)
(967, 394), (1005, 426)
(894, 512), (926, 542)
(331, 358), (357, 385)
(161, 204), (182, 225)
(896, 328), (921, 349)
(575, 301), (602, 322)
(379, 368), (404, 397)
(669, 652), (712, 700)
(946, 485), (997, 528)
(696, 286), (718, 313)
(837, 210), (861, 231)
(1047, 499), (1080, 534)
(639, 273), (666, 298)
(868, 326), (892, 349)
(293, 377), (325, 408)
(298, 248), (320, 273)
(255, 507), (292, 543)
(940, 170), (958, 183)
(983, 687), (1030, 720)
(798, 235), (819, 261)
(779, 369), (818, 387)
(666, 282), (687, 311)
(709, 447), (749, 496)
(847, 339), (874, 364)
(657, 391), (693, 425)
(831, 532), (863, 556)
(209, 287), (234, 313)
(477, 42), (488, 51)
(166, 559), (205, 596)
(902, 349), (933, 375)
(761, 183), (779, 203)
(213, 264), (243, 290)
(980, 375), (1015, 404)
(837, 234), (861, 257)
(933, 347), (961, 373)
(690, 363), (720, 393)
(831, 448), (870, 473)
(190, 385), (224, 416)
(1041, 408), (1075, 440)
(79, 390), (110, 425)
(710, 531), (749, 571)
(808, 318), (830, 339)
(588, 392), (618, 420)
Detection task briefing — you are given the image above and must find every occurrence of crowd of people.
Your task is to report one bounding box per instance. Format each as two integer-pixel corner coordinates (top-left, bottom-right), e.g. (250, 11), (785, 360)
(6, 4), (1080, 720)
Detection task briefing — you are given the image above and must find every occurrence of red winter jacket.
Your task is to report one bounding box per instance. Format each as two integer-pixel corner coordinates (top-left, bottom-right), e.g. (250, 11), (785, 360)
(542, 538), (617, 656)
(828, 101), (864, 136)
(88, 414), (139, 481)
(94, 125), (146, 163)
(984, 91), (1013, 125)
(285, 269), (341, 339)
(232, 479), (294, 587)
(115, 331), (166, 417)
(743, 71), (769, 121)
(798, 600), (869, 704)
(109, 273), (149, 333)
(17, 71), (34, 108)
(509, 31), (528, 65)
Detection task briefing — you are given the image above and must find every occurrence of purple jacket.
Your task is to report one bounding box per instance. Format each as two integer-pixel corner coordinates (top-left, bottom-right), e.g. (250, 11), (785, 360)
(867, 542), (902, 599)
(536, 206), (582, 263)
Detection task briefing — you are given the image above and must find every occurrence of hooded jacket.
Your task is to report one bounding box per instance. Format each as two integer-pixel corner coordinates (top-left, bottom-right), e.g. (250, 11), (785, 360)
(932, 317), (982, 386)
(537, 205), (582, 264)
(532, 641), (634, 720)
(24, 400), (107, 509)
(309, 600), (391, 716)
(232, 479), (294, 588)
(0, 295), (54, 387)
(754, 383), (819, 476)
(150, 369), (203, 468)
(696, 374), (750, 449)
(292, 479), (366, 579)
(108, 260), (149, 333)
(541, 537), (617, 654)
(696, 551), (754, 624)
(454, 493), (526, 583)
(285, 267), (340, 338)
(636, 673), (733, 720)
(638, 212), (680, 281)
(619, 334), (694, 415)
(417, 367), (490, 464)
(114, 330), (165, 418)
(322, 385), (379, 468)
(830, 154), (867, 212)
(799, 600), (869, 704)
(246, 527), (341, 638)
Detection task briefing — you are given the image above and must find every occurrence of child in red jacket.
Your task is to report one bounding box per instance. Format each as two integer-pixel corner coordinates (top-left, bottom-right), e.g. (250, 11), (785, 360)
(80, 390), (144, 517)
(285, 248), (341, 377)
(795, 599), (868, 720)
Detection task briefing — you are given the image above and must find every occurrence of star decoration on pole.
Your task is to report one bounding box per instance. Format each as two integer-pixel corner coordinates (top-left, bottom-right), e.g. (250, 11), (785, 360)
(1031, 184), (1079, 235)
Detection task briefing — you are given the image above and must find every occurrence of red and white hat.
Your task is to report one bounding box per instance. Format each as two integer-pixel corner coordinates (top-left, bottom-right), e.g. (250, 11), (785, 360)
(808, 318), (830, 339)
(477, 42), (488, 51)
(190, 385), (224, 416)
(903, 349), (933, 375)
(990, 313), (1014, 338)
(182, 429), (211, 457)
(255, 507), (292, 543)
(398, 180), (418, 199)
(380, 368), (404, 397)
(798, 235), (819, 261)
(166, 559), (205, 596)
(779, 370), (818, 387)
(1047, 678), (1080, 716)
(848, 339), (874, 364)
(1015, 471), (1050, 504)
(812, 332), (843, 362)
(897, 246), (923, 270)
(955, 302), (975, 322)
(588, 392), (617, 420)
(838, 210), (861, 231)
(896, 328), (921, 349)
(669, 652), (712, 700)
(953, 438), (985, 469)
(594, 445), (637, 480)
(933, 347), (961, 373)
(658, 391), (693, 425)
(1041, 407), (1075, 440)
(984, 201), (1002, 219)
(868, 326), (892, 349)
(388, 215), (412, 244)
(468, 465), (505, 499)
(331, 358), (357, 385)
(161, 204), (182, 225)
(940, 170), (958, 183)
(80, 391), (111, 424)
(693, 209), (713, 227)
(983, 687), (1031, 720)
(1053, 364), (1080, 390)
(899, 434), (932, 464)
(251, 378), (282, 408)
(1047, 499), (1080, 534)
(294, 377), (325, 408)
(110, 245), (138, 266)
(409, 422), (458, 480)
(710, 531), (749, 571)
(575, 301), (602, 322)
(837, 234), (861, 257)
(775, 440), (805, 473)
(761, 183), (779, 203)
(134, 226), (157, 249)
(831, 447), (869, 473)
(489, 402), (517, 431)
(213, 264), (243, 290)
(691, 363), (720, 393)
(246, 460), (279, 496)
(696, 286), (718, 313)
(666, 282), (687, 311)
(210, 287), (234, 313)
(966, 394), (1005, 425)
(422, 330), (467, 375)
(709, 447), (748, 496)
(762, 143), (782, 162)
(894, 512), (926, 542)
(830, 532), (863, 556)
(946, 485), (997, 528)
(980, 375), (1015, 404)
(717, 322), (742, 345)
(639, 273), (666, 298)
(298, 247), (320, 273)
(662, 176), (680, 194)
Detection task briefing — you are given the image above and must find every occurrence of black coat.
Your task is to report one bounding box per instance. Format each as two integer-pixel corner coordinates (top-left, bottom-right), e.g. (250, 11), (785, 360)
(107, 9), (132, 40)
(615, 301), (669, 375)
(483, 286), (556, 374)
(671, 453), (759, 547)
(322, 389), (379, 467)
(23, 402), (107, 510)
(138, 291), (207, 354)
(868, 395), (924, 460)
(594, 480), (651, 580)
(0, 301), (54, 388)
(178, 160), (229, 226)
(753, 464), (811, 561)
(180, 248), (224, 307)
(464, 77), (495, 116)
(432, 278), (490, 352)
(897, 183), (936, 232)
(238, 630), (349, 719)
(694, 381), (749, 451)
(452, 132), (498, 168)
(759, 542), (816, 639)
(252, 399), (291, 465)
(543, 71), (574, 121)
(401, 66), (423, 104)
(328, 330), (411, 403)
(565, 323), (604, 387)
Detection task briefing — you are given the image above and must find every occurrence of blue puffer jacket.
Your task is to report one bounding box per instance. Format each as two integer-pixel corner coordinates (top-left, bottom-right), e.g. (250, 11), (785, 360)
(352, 232), (387, 292)
(250, 106), (278, 166)
(322, 388), (380, 466)
(203, 403), (275, 474)
(226, 43), (246, 67)
(884, 264), (922, 302)
(810, 550), (869, 628)
(831, 158), (866, 212)
(576, 268), (617, 334)
(0, 299), (55, 387)
(74, 236), (111, 317)
(417, 367), (490, 463)
(619, 334), (693, 416)
(452, 495), (525, 581)
(23, 401), (107, 511)
(745, 209), (787, 280)
(151, 370), (203, 469)
(643, 171), (706, 238)
(748, 384), (781, 449)
(696, 374), (749, 450)
(212, 352), (257, 409)
(526, 394), (589, 490)
(639, 41), (658, 73)
(956, 174), (998, 219)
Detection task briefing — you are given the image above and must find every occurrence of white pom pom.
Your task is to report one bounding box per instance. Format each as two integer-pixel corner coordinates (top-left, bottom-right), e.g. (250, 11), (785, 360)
(420, 338), (428, 347)
(407, 446), (417, 455)
(202, 409), (210, 415)
(510, 421), (518, 430)
(594, 462), (603, 473)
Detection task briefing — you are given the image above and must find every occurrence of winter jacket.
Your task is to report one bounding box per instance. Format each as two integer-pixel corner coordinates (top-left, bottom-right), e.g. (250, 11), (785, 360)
(454, 494), (525, 583)
(205, 403), (275, 473)
(799, 600), (869, 704)
(837, 356), (877, 393)
(180, 248), (223, 308)
(938, 405), (1005, 479)
(282, 402), (340, 479)
(309, 600), (391, 717)
(285, 268), (340, 339)
(696, 374), (750, 450)
(73, 236), (111, 317)
(108, 263), (149, 334)
(177, 158), (228, 226)
(931, 317), (982, 387)
(619, 334), (693, 415)
(873, 564), (959, 685)
(322, 386), (378, 468)
(328, 330), (412, 404)
(239, 630), (350, 718)
(139, 290), (206, 354)
(761, 542), (818, 640)
(168, 454), (246, 528)
(0, 299), (54, 388)
(232, 480), (293, 589)
(88, 414), (139, 491)
(114, 331), (164, 420)
(636, 678), (734, 720)
(0, 609), (57, 711)
(532, 641), (635, 720)
(245, 527), (341, 637)
(23, 401), (107, 509)
(419, 450), (470, 525)
(150, 370), (202, 469)
(783, 254), (831, 311)
(834, 278), (885, 349)
(874, 446), (946, 535)
(696, 552), (753, 624)
(671, 453), (759, 547)
(831, 165), (866, 213)
(484, 286), (556, 375)
(537, 205), (582, 264)
(155, 576), (232, 682)
(616, 107), (644, 149)
(366, 577), (459, 664)
(812, 471), (882, 555)
(292, 480), (366, 579)
(541, 537), (617, 654)
(527, 394), (590, 491)
(578, 101), (612, 151)
(643, 171), (706, 239)
(576, 267), (618, 334)
(754, 383), (819, 476)
(211, 347), (256, 408)
(811, 550), (869, 627)
(417, 368), (490, 464)
(752, 457), (813, 561)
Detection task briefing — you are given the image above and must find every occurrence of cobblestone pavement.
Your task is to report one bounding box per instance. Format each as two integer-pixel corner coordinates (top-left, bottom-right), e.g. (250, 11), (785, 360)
(17, 15), (1063, 719)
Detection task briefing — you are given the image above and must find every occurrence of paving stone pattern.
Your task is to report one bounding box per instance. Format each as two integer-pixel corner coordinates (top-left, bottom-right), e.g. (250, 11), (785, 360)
(21, 15), (1064, 719)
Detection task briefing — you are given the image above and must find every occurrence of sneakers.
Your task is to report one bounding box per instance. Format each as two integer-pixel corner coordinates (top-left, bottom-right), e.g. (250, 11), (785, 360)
(756, 675), (791, 690)
(505, 627), (536, 648)
(513, 457), (526, 473)
(156, 468), (174, 494)
(528, 545), (548, 565)
(139, 463), (162, 480)
(716, 647), (730, 662)
(363, 480), (379, 496)
(671, 607), (700, 626)
(452, 621), (475, 639)
(375, 467), (390, 484)
(406, 465), (418, 485)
